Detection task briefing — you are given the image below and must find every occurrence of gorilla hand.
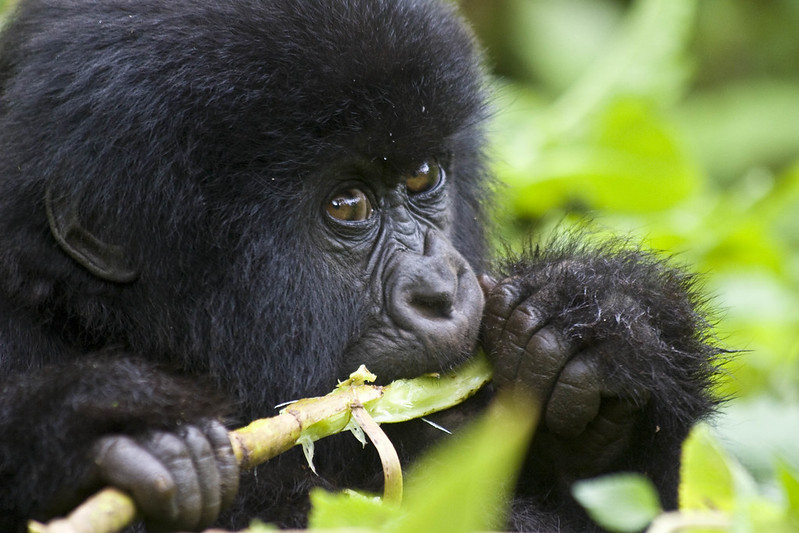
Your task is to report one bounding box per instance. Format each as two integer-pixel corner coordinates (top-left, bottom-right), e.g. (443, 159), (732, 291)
(479, 272), (651, 477)
(89, 421), (238, 531)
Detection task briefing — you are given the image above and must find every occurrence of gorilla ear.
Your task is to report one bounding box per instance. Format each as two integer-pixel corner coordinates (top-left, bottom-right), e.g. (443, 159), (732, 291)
(45, 185), (139, 283)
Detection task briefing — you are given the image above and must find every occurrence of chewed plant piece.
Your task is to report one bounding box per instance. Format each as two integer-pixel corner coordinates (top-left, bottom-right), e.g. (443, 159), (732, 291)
(31, 354), (493, 533)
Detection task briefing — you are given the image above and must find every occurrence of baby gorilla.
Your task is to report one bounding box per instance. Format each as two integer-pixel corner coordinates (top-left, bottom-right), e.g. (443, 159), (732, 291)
(0, 0), (721, 531)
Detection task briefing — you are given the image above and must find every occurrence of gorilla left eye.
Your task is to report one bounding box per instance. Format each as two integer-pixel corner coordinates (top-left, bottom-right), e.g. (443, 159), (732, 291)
(406, 161), (443, 195)
(326, 188), (374, 222)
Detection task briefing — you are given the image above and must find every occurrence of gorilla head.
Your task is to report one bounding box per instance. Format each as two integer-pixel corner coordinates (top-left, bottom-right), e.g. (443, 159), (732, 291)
(0, 0), (488, 410)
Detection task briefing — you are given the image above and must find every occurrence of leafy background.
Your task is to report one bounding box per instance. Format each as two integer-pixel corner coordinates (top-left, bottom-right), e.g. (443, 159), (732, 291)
(456, 0), (799, 529)
(459, 0), (799, 483)
(2, 0), (798, 530)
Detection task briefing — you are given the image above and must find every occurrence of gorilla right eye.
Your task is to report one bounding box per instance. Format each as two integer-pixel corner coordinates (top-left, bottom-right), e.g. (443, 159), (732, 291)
(326, 188), (373, 222)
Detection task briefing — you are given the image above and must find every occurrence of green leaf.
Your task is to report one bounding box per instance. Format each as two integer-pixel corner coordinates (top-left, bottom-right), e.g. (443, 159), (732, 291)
(387, 392), (537, 533)
(680, 424), (756, 512)
(491, 0), (703, 218)
(742, 497), (797, 533)
(572, 473), (662, 532)
(506, 98), (701, 215)
(547, 0), (697, 137)
(504, 0), (624, 91)
(244, 519), (278, 532)
(306, 392), (536, 532)
(778, 463), (799, 519)
(308, 488), (399, 530)
(676, 81), (799, 182)
(711, 399), (799, 485)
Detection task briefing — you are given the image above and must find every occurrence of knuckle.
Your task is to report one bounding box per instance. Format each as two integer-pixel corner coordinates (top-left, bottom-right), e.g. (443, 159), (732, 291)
(147, 431), (189, 460)
(184, 425), (214, 454)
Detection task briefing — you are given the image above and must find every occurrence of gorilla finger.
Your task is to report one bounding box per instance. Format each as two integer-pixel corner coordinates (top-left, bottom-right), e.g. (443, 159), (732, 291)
(477, 273), (498, 296)
(502, 289), (550, 342)
(143, 431), (203, 531)
(515, 325), (577, 401)
(204, 420), (240, 510)
(488, 286), (553, 386)
(481, 279), (523, 350)
(545, 357), (602, 438)
(93, 435), (179, 522)
(182, 426), (222, 527)
(491, 311), (545, 388)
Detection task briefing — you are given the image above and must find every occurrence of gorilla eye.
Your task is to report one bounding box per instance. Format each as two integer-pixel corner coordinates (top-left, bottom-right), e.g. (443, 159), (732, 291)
(326, 188), (374, 222)
(406, 161), (443, 195)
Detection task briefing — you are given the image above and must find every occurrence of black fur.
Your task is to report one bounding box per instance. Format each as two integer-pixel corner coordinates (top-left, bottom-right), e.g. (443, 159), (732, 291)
(0, 1), (722, 531)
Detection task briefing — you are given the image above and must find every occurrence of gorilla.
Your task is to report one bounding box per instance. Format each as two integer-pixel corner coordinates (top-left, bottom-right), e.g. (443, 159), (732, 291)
(0, 0), (721, 531)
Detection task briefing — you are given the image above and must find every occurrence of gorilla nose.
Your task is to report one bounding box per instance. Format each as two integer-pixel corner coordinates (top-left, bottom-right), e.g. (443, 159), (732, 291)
(387, 234), (484, 353)
(407, 272), (456, 320)
(392, 265), (473, 329)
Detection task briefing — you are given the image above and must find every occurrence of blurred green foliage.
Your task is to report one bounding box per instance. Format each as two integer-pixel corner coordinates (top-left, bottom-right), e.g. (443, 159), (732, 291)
(461, 0), (799, 439)
(575, 424), (799, 531)
(459, 0), (799, 527)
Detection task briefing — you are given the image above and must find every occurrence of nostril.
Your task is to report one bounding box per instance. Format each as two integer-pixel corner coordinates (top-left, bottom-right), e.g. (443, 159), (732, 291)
(409, 291), (455, 320)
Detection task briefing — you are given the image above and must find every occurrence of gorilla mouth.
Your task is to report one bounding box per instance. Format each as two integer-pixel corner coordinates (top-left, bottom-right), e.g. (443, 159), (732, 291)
(342, 324), (480, 384)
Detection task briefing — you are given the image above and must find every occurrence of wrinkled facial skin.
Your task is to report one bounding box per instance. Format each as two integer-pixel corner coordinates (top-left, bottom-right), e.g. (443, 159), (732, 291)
(316, 160), (484, 382)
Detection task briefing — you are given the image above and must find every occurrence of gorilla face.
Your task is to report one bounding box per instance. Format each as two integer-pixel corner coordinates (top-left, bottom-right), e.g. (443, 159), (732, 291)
(0, 0), (490, 401)
(316, 159), (485, 381)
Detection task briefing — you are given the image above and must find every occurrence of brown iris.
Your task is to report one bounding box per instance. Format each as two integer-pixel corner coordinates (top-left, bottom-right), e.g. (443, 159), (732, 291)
(406, 161), (442, 194)
(326, 188), (373, 222)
